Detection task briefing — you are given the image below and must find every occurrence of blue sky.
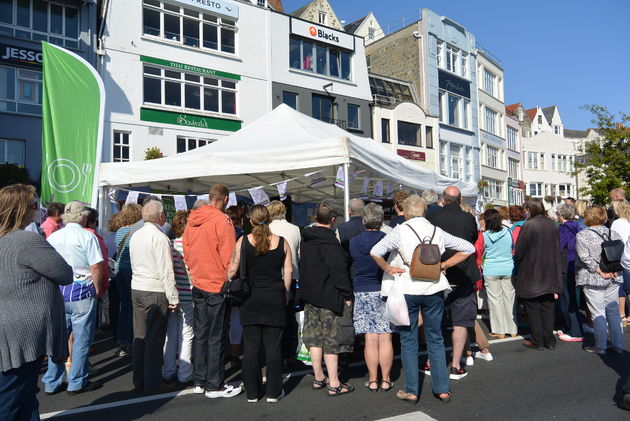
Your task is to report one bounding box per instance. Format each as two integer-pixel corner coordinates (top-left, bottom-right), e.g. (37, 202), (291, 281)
(281, 0), (630, 130)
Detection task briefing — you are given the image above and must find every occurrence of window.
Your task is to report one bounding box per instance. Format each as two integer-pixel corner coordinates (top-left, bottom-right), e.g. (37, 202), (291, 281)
(381, 118), (390, 143)
(448, 94), (460, 127)
(289, 36), (351, 81)
(486, 146), (498, 168)
(483, 178), (503, 200)
(554, 125), (561, 135)
(318, 11), (326, 25)
(0, 139), (25, 166)
(113, 131), (130, 162)
(312, 94), (333, 123)
(526, 151), (539, 169)
(347, 104), (360, 130)
(465, 146), (473, 181)
(528, 182), (543, 197)
(0, 66), (42, 115)
(397, 121), (421, 147)
(461, 52), (468, 78)
(485, 107), (497, 134)
(176, 136), (214, 153)
(440, 90), (470, 130)
(558, 184), (571, 198)
(537, 115), (542, 124)
(282, 91), (297, 109)
(483, 69), (496, 96)
(436, 41), (442, 67)
(142, 0), (236, 54)
(539, 152), (545, 170)
(257, 0), (267, 7)
(425, 126), (433, 149)
(445, 44), (458, 73)
(439, 141), (448, 176)
(450, 144), (462, 180)
(0, 0), (79, 48)
(507, 126), (518, 150)
(508, 158), (519, 179)
(368, 27), (375, 40)
(142, 65), (237, 116)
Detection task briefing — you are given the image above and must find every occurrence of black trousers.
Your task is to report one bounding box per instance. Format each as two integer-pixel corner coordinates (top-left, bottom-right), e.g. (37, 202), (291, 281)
(108, 279), (120, 341)
(523, 294), (556, 347)
(132, 290), (169, 391)
(242, 325), (284, 400)
(192, 287), (227, 391)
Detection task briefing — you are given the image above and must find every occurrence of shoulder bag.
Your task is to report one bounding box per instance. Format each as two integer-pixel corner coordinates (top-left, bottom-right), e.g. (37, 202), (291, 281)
(220, 239), (251, 305)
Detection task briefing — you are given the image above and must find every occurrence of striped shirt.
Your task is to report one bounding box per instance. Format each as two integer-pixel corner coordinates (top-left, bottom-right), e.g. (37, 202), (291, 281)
(115, 226), (133, 272)
(172, 238), (193, 302)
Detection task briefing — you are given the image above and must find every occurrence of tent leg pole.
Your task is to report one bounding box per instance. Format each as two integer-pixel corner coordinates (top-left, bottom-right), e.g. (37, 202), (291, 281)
(343, 162), (350, 222)
(97, 187), (106, 236)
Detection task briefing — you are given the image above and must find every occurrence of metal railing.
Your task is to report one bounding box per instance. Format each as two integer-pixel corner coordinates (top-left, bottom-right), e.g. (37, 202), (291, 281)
(317, 117), (347, 130)
(475, 42), (502, 67)
(371, 8), (422, 39)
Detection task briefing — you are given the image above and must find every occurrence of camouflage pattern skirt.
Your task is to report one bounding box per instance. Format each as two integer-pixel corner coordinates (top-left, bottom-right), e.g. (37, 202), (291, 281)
(302, 303), (354, 354)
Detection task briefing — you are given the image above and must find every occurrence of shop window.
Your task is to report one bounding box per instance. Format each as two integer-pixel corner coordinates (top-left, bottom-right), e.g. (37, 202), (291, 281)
(113, 131), (130, 162)
(142, 64), (237, 116)
(0, 139), (25, 166)
(397, 121), (421, 147)
(0, 0), (79, 49)
(142, 0), (237, 54)
(289, 35), (352, 81)
(176, 136), (215, 153)
(0, 66), (42, 115)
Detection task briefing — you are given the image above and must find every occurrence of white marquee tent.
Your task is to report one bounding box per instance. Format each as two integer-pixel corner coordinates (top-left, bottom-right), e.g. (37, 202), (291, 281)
(97, 104), (477, 219)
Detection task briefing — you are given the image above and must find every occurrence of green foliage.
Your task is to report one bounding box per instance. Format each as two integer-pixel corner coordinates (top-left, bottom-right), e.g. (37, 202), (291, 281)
(0, 164), (34, 189)
(144, 146), (164, 160)
(574, 105), (629, 205)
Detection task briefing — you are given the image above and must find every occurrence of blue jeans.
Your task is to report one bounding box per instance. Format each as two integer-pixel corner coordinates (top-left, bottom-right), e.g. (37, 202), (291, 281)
(0, 356), (43, 421)
(116, 268), (133, 346)
(619, 269), (630, 298)
(42, 297), (97, 392)
(398, 293), (449, 396)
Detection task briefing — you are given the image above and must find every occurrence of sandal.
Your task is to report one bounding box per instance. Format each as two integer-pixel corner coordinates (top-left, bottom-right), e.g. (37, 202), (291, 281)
(396, 389), (418, 404)
(364, 380), (379, 392)
(435, 392), (451, 404)
(327, 382), (354, 396)
(380, 380), (394, 392)
(312, 377), (328, 390)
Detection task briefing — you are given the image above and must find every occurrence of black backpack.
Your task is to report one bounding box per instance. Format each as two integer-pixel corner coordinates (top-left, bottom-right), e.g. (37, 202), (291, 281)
(588, 229), (624, 273)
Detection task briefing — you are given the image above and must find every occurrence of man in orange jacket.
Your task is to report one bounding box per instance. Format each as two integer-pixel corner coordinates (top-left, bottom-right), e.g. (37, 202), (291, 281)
(183, 184), (241, 398)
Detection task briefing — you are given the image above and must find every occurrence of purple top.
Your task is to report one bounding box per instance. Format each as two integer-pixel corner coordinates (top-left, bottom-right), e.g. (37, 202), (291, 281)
(559, 219), (581, 273)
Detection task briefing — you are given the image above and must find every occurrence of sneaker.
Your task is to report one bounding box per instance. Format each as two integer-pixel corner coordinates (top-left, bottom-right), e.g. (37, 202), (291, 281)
(247, 397), (259, 403)
(460, 356), (474, 366)
(115, 348), (128, 357)
(421, 363), (431, 375)
(474, 351), (494, 361)
(558, 333), (583, 342)
(584, 346), (606, 355)
(193, 385), (205, 394)
(449, 366), (467, 380)
(553, 330), (563, 335)
(67, 381), (103, 395)
(205, 384), (242, 399)
(608, 346), (624, 355)
(267, 389), (285, 403)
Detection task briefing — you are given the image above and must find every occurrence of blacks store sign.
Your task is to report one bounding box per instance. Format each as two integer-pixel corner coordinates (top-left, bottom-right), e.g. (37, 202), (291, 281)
(438, 70), (470, 98)
(1, 43), (43, 69)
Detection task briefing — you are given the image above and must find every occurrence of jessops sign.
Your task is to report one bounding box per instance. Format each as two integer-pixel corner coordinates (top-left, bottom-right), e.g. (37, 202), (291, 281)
(171, 0), (238, 19)
(1, 43), (43, 69)
(290, 18), (354, 51)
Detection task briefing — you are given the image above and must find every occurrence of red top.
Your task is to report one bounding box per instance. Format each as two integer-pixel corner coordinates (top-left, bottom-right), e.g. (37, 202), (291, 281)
(85, 227), (110, 294)
(41, 217), (63, 239)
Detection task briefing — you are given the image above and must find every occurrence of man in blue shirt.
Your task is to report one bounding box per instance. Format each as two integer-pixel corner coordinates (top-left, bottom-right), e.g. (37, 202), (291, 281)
(42, 201), (104, 395)
(337, 198), (365, 253)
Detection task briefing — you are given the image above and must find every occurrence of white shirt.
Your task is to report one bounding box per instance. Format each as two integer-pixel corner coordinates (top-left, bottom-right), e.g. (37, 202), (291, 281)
(130, 222), (179, 305)
(622, 236), (630, 271)
(269, 219), (301, 279)
(611, 218), (630, 244)
(48, 223), (103, 285)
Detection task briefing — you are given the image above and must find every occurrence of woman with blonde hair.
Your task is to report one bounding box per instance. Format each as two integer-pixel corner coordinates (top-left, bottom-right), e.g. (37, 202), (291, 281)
(227, 205), (293, 402)
(0, 184), (72, 419)
(610, 199), (630, 325)
(114, 203), (143, 356)
(575, 199), (590, 230)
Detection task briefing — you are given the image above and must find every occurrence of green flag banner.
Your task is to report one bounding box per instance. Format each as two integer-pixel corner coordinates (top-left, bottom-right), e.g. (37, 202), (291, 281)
(41, 42), (104, 206)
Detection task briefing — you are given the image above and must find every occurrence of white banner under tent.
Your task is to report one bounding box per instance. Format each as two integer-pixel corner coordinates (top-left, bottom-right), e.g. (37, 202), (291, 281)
(97, 104), (477, 226)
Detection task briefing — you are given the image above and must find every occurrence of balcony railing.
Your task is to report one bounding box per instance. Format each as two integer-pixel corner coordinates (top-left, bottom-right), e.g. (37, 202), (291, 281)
(316, 117), (346, 130)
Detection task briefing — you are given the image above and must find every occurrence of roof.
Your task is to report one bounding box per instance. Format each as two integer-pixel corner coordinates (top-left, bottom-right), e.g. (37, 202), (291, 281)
(564, 129), (588, 139)
(525, 107), (538, 123)
(289, 1), (314, 17)
(542, 105), (556, 123)
(344, 15), (367, 33)
(268, 0), (284, 12)
(505, 103), (520, 116)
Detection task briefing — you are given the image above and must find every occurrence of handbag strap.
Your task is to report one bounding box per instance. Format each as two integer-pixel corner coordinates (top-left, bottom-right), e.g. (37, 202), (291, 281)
(587, 228), (610, 242)
(239, 235), (247, 278)
(116, 230), (132, 260)
(406, 223), (436, 245)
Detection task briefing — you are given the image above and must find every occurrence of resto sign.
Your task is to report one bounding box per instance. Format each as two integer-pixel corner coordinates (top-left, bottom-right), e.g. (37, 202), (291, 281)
(1, 43), (43, 69)
(397, 149), (426, 161)
(290, 18), (354, 51)
(171, 0), (239, 19)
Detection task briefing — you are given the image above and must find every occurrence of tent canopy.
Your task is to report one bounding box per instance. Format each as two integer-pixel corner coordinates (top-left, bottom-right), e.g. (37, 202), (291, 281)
(98, 104), (477, 202)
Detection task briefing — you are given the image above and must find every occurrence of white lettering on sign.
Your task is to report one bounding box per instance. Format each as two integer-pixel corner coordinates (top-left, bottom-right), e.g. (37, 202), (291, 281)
(171, 0), (239, 19)
(1, 45), (43, 65)
(291, 18), (354, 50)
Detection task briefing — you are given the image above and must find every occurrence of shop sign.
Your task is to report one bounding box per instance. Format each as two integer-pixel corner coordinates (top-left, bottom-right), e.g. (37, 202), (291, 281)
(290, 18), (354, 51)
(397, 149), (426, 161)
(141, 56), (240, 80)
(171, 0), (239, 19)
(438, 70), (470, 98)
(140, 108), (242, 132)
(1, 43), (43, 69)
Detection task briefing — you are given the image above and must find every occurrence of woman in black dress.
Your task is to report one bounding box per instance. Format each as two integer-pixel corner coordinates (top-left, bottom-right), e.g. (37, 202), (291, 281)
(227, 205), (293, 402)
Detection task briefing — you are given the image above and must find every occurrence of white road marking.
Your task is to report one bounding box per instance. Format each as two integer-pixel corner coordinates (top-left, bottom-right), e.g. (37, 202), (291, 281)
(375, 411), (439, 421)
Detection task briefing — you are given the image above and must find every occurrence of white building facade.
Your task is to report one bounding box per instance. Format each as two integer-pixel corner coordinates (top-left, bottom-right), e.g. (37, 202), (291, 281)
(505, 113), (524, 205)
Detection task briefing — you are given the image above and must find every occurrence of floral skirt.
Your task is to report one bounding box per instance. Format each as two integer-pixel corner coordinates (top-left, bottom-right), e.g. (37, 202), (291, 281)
(353, 291), (392, 334)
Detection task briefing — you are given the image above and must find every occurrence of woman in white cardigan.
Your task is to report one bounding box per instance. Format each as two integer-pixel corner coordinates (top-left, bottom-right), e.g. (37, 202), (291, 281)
(371, 194), (474, 405)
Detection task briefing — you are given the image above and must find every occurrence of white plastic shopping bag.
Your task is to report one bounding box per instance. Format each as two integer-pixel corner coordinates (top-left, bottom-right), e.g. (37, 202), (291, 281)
(385, 277), (410, 326)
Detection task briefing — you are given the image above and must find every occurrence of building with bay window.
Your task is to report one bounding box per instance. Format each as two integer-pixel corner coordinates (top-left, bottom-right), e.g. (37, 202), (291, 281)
(366, 8), (480, 187)
(0, 0), (97, 181)
(98, 0), (371, 163)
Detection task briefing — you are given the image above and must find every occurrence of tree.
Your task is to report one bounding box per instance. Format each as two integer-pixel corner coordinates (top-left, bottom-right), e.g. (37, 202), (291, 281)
(144, 146), (164, 160)
(574, 105), (629, 205)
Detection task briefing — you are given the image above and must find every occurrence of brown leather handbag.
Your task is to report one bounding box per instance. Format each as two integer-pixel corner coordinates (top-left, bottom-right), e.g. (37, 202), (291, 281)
(404, 224), (442, 281)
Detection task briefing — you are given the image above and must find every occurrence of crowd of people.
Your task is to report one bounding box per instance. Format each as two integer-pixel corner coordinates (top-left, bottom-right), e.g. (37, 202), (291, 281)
(1, 181), (629, 420)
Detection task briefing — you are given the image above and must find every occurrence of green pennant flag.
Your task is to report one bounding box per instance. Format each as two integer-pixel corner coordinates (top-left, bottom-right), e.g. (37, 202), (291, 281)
(40, 41), (104, 206)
